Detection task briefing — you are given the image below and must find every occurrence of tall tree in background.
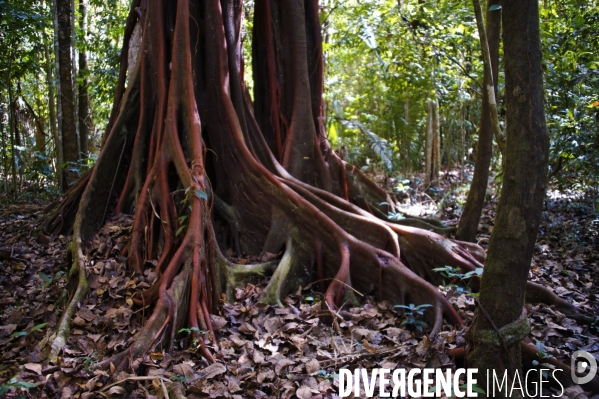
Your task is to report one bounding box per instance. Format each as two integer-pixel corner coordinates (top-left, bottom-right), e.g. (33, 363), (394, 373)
(55, 0), (78, 189)
(467, 0), (550, 390)
(456, 0), (501, 242)
(424, 99), (440, 187)
(78, 0), (90, 157)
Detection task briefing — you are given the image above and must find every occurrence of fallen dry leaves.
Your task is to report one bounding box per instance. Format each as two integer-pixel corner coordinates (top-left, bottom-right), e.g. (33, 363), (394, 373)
(0, 186), (597, 398)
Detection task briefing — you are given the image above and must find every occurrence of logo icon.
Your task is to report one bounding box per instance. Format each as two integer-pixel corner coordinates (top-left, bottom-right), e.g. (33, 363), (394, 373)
(571, 351), (597, 385)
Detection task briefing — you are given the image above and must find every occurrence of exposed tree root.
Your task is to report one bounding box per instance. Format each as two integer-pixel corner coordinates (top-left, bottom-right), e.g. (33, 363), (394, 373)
(39, 0), (590, 382)
(48, 240), (88, 362)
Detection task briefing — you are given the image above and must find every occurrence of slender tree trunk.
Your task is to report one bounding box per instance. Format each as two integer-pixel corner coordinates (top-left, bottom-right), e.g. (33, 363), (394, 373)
(45, 35), (61, 182)
(55, 0), (79, 189)
(456, 0), (501, 242)
(78, 0), (90, 157)
(424, 99), (440, 186)
(52, 0), (65, 192)
(432, 99), (440, 182)
(467, 1), (549, 394)
(71, 0), (80, 156)
(0, 96), (7, 192)
(25, 98), (47, 153)
(7, 52), (19, 194)
(425, 101), (433, 185)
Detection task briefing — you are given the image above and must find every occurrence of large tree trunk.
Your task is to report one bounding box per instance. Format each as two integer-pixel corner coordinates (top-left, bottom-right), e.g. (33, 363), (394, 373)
(467, 0), (550, 393)
(456, 0), (501, 242)
(41, 0), (588, 382)
(55, 0), (78, 189)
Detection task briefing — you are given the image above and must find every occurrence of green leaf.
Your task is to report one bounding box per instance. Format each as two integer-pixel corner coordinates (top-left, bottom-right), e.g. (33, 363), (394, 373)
(488, 4), (502, 11)
(194, 190), (208, 200)
(10, 331), (28, 338)
(38, 272), (52, 288)
(13, 381), (36, 389)
(30, 322), (48, 332)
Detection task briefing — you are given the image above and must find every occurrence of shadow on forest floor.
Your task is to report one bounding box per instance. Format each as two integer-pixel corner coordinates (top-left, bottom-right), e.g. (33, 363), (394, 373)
(0, 174), (597, 398)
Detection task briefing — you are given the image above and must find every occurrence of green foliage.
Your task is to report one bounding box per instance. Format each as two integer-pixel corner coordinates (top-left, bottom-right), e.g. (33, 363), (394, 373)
(86, 0), (130, 127)
(541, 2), (599, 190)
(432, 265), (483, 281)
(0, 377), (36, 397)
(38, 270), (65, 288)
(9, 322), (48, 339)
(394, 303), (433, 331)
(177, 326), (208, 349)
(324, 0), (482, 173)
(0, 0), (127, 195)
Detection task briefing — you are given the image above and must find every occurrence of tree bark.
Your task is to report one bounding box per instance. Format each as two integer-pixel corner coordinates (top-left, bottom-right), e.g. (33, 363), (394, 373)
(55, 0), (79, 189)
(456, 0), (501, 242)
(45, 35), (61, 181)
(467, 0), (549, 394)
(7, 52), (19, 194)
(424, 99), (440, 186)
(78, 0), (90, 157)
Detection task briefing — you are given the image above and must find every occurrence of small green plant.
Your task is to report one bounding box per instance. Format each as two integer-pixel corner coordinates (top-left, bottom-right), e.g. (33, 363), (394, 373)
(169, 374), (187, 383)
(0, 377), (36, 397)
(10, 322), (48, 339)
(173, 187), (208, 236)
(177, 327), (208, 348)
(432, 266), (483, 281)
(378, 201), (404, 221)
(316, 370), (338, 381)
(74, 351), (98, 371)
(37, 271), (65, 289)
(532, 341), (555, 379)
(394, 303), (433, 331)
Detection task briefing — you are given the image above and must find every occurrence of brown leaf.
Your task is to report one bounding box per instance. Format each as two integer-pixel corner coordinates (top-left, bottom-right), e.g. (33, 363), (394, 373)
(296, 385), (316, 399)
(24, 363), (42, 375)
(210, 315), (228, 331)
(274, 358), (295, 375)
(351, 327), (372, 341)
(201, 362), (227, 379)
(305, 358), (320, 374)
(264, 316), (283, 334)
(415, 335), (431, 357)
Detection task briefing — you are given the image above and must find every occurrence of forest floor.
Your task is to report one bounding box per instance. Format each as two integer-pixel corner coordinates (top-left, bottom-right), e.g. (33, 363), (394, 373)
(0, 171), (597, 398)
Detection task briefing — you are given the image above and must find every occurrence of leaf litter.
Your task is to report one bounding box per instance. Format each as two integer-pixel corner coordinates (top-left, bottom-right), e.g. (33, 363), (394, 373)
(0, 185), (597, 398)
